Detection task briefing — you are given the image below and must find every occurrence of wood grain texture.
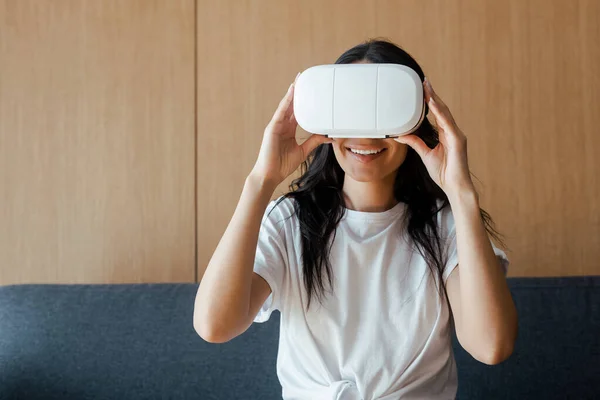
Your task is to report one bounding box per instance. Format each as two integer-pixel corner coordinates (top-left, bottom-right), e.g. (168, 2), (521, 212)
(196, 0), (600, 278)
(0, 0), (196, 284)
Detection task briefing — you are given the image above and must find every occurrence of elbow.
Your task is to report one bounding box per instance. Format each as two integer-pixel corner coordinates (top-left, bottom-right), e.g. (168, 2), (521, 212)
(471, 327), (518, 365)
(474, 341), (515, 365)
(193, 290), (235, 343)
(193, 301), (248, 343)
(193, 314), (234, 344)
(192, 290), (250, 343)
(471, 310), (519, 365)
(463, 325), (518, 365)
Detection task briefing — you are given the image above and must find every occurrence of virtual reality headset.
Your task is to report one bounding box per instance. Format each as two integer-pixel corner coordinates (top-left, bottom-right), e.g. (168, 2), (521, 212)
(294, 64), (425, 138)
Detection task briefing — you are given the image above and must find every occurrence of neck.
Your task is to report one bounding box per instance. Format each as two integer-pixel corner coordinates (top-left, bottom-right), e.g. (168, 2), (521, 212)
(342, 173), (398, 212)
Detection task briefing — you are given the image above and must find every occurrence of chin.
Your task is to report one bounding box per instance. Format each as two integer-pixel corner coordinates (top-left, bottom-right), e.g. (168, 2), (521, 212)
(345, 170), (390, 183)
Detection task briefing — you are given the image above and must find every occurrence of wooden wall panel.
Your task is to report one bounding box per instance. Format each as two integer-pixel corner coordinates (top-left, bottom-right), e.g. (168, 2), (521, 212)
(196, 0), (600, 278)
(0, 0), (196, 284)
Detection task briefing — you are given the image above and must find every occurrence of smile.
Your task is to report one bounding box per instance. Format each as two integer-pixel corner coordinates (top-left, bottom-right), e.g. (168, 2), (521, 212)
(347, 148), (386, 155)
(345, 147), (387, 164)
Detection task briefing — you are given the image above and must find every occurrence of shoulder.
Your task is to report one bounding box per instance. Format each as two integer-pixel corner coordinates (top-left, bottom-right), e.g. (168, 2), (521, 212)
(263, 195), (297, 227)
(434, 199), (456, 236)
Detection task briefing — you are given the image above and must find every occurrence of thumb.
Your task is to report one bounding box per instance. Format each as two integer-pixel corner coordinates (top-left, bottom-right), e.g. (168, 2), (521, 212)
(300, 134), (333, 157)
(394, 134), (430, 159)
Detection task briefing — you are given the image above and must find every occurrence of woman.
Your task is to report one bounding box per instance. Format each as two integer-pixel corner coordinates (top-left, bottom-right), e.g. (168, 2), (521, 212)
(194, 39), (518, 400)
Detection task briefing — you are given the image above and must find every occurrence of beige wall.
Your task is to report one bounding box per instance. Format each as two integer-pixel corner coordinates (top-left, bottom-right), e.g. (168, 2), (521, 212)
(0, 0), (196, 284)
(1, 1), (598, 284)
(196, 0), (600, 279)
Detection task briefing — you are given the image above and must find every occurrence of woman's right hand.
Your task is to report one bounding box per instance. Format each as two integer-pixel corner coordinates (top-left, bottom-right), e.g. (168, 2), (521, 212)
(251, 75), (333, 188)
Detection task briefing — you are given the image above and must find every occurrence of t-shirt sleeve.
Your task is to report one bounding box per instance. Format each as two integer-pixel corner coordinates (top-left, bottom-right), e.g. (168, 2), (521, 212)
(440, 204), (510, 282)
(253, 199), (289, 323)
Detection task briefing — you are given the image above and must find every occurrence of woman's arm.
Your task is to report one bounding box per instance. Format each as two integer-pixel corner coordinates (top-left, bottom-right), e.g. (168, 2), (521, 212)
(193, 174), (275, 343)
(445, 189), (517, 364)
(194, 76), (331, 343)
(395, 78), (517, 364)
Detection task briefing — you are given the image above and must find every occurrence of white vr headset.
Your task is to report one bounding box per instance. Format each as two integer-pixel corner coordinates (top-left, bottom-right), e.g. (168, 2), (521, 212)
(294, 64), (425, 138)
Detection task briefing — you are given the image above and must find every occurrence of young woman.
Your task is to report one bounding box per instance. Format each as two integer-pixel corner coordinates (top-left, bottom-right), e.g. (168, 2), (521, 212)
(194, 39), (518, 400)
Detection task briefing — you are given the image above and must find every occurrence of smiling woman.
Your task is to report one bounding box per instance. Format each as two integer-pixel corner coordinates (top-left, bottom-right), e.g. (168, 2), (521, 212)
(194, 39), (516, 400)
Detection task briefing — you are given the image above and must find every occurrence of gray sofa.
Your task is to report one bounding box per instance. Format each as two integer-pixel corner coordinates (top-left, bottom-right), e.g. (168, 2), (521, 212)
(0, 277), (598, 399)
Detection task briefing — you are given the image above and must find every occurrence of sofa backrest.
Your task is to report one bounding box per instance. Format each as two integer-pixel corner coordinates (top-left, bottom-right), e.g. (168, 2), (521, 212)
(0, 277), (598, 399)
(453, 277), (600, 399)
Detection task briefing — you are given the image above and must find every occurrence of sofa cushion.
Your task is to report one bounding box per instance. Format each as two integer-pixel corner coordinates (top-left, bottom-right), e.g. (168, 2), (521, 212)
(0, 277), (598, 399)
(0, 284), (280, 400)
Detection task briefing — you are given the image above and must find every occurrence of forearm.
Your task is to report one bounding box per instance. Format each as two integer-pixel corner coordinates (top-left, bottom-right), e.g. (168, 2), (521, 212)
(449, 189), (518, 357)
(194, 172), (276, 335)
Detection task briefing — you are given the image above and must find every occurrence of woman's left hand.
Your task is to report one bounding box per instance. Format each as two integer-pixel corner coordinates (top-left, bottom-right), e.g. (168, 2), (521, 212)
(394, 79), (475, 198)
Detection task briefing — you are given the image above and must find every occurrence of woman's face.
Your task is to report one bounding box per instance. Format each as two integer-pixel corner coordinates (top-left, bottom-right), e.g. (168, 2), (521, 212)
(329, 59), (410, 183)
(331, 138), (408, 183)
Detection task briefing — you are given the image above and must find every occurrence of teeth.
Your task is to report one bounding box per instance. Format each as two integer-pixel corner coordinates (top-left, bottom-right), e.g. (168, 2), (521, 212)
(349, 148), (383, 155)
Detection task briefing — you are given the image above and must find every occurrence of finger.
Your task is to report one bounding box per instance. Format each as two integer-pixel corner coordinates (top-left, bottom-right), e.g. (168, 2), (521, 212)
(272, 81), (295, 123)
(423, 79), (442, 127)
(424, 78), (448, 110)
(423, 79), (432, 104)
(287, 111), (298, 134)
(427, 97), (453, 132)
(394, 134), (431, 160)
(427, 79), (458, 121)
(284, 72), (302, 121)
(428, 99), (467, 147)
(300, 134), (334, 157)
(423, 90), (455, 137)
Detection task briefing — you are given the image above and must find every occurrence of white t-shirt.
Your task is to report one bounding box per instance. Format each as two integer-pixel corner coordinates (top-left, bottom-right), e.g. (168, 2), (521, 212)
(253, 196), (509, 400)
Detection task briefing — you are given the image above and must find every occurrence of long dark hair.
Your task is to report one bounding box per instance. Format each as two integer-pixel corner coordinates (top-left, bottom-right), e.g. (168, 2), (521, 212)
(275, 39), (502, 309)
